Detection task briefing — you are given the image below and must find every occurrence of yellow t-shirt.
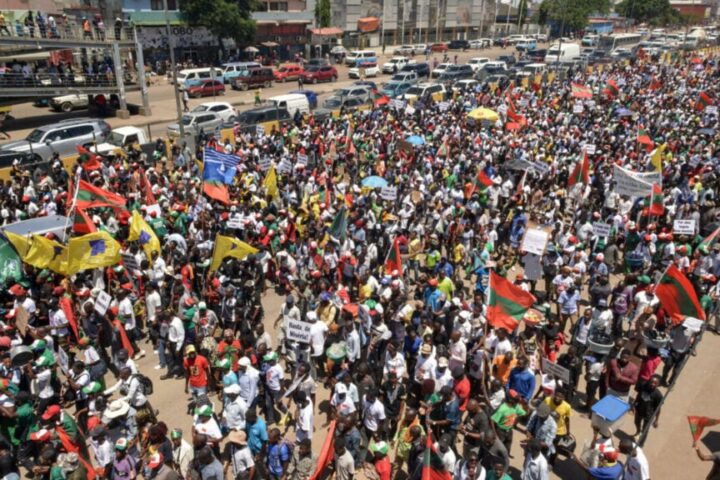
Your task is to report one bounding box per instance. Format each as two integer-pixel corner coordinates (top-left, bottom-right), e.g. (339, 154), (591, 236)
(545, 397), (572, 436)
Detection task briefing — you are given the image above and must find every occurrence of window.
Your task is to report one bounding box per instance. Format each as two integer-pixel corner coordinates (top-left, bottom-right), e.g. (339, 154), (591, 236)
(67, 125), (95, 138)
(269, 2), (288, 11)
(151, 0), (177, 10)
(47, 129), (70, 141)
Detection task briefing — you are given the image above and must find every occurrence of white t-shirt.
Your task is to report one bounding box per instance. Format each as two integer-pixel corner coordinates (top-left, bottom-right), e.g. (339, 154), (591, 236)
(146, 291), (162, 322)
(118, 297), (136, 330)
(309, 321), (328, 357)
(193, 416), (223, 441)
(296, 401), (314, 441)
(265, 364), (284, 392)
(362, 397), (386, 432)
(331, 393), (356, 416)
(624, 447), (650, 480)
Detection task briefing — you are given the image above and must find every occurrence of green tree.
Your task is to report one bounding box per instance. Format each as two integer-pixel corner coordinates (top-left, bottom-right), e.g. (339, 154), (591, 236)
(179, 0), (258, 53)
(616, 0), (671, 24)
(536, 0), (611, 34)
(315, 0), (331, 28)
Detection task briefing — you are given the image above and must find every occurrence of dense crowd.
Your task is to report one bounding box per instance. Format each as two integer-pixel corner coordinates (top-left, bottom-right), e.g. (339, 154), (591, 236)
(0, 45), (718, 480)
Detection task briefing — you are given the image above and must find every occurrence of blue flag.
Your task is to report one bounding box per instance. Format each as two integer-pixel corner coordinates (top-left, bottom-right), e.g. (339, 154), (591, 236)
(203, 148), (240, 185)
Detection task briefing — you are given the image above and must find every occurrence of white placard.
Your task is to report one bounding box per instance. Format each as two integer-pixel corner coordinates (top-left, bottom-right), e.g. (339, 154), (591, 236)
(593, 222), (611, 237)
(56, 347), (70, 375)
(380, 186), (398, 201)
(497, 104), (508, 115)
(94, 291), (112, 316)
(585, 100), (596, 107)
(258, 157), (272, 171)
(405, 105), (416, 115)
(584, 144), (596, 155)
(286, 319), (313, 344)
(673, 219), (696, 235)
(706, 105), (718, 115)
(613, 165), (656, 197)
(521, 228), (549, 256)
(390, 99), (406, 110)
(573, 103), (584, 113)
(120, 253), (139, 272)
(227, 217), (243, 229)
(438, 101), (450, 111)
(506, 158), (550, 175)
(683, 316), (704, 333)
(296, 153), (308, 166)
(278, 158), (293, 174)
(542, 357), (570, 383)
(256, 124), (265, 136)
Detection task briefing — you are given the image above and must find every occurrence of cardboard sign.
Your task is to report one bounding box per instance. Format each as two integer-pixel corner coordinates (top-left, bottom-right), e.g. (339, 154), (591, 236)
(593, 222), (611, 237)
(286, 319), (313, 344)
(120, 253), (139, 272)
(15, 306), (29, 337)
(278, 158), (293, 174)
(573, 103), (584, 113)
(521, 228), (549, 256)
(296, 153), (308, 167)
(256, 125), (265, 136)
(506, 158), (549, 175)
(584, 144), (596, 155)
(683, 316), (704, 333)
(258, 157), (272, 172)
(94, 291), (112, 316)
(613, 165), (655, 197)
(542, 357), (571, 383)
(706, 105), (718, 115)
(380, 186), (398, 201)
(673, 219), (696, 235)
(438, 101), (450, 111)
(405, 105), (416, 115)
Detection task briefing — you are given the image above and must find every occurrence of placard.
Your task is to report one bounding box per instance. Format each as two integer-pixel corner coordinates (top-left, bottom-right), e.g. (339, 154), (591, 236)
(593, 222), (611, 237)
(256, 125), (265, 136)
(497, 104), (508, 115)
(258, 157), (272, 172)
(94, 291), (112, 316)
(706, 105), (718, 115)
(573, 103), (584, 113)
(542, 357), (570, 383)
(390, 99), (406, 110)
(286, 319), (313, 344)
(227, 217), (243, 230)
(120, 253), (139, 272)
(584, 144), (596, 155)
(438, 101), (450, 111)
(296, 153), (308, 167)
(278, 158), (293, 174)
(683, 316), (704, 333)
(521, 228), (549, 256)
(405, 105), (416, 115)
(56, 346), (70, 375)
(612, 165), (655, 197)
(15, 306), (29, 336)
(673, 219), (696, 235)
(506, 158), (549, 175)
(380, 186), (398, 201)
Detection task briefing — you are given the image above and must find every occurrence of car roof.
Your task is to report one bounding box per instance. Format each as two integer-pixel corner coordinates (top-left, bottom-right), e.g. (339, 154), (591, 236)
(184, 111), (220, 118)
(113, 126), (143, 134)
(197, 102), (232, 108)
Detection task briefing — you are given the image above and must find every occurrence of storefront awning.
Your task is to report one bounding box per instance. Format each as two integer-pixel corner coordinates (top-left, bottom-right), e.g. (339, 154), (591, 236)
(309, 27), (343, 35)
(261, 41), (279, 47)
(357, 17), (379, 33)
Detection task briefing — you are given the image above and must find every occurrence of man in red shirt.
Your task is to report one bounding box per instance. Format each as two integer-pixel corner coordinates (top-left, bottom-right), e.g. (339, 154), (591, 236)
(369, 441), (391, 480)
(216, 329), (242, 372)
(183, 345), (210, 399)
(606, 349), (639, 402)
(452, 367), (471, 412)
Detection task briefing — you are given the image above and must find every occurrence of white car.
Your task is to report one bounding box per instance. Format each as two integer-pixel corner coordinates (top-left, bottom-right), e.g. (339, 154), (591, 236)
(431, 62), (453, 78)
(330, 46), (347, 55)
(393, 45), (415, 55)
(191, 101), (237, 123)
(348, 64), (380, 79)
(413, 44), (427, 54)
(382, 57), (414, 74)
(467, 57), (491, 72)
(534, 33), (548, 42)
(469, 39), (492, 49)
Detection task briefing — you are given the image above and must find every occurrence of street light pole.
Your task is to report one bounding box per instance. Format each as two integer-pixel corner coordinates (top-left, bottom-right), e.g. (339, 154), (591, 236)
(164, 0), (184, 138)
(479, 0), (486, 39)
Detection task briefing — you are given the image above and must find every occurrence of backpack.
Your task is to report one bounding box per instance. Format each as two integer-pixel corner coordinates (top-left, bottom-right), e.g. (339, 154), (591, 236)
(132, 374), (154, 396)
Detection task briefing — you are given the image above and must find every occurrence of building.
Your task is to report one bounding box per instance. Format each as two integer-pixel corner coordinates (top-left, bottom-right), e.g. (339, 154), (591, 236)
(253, 0), (315, 59)
(670, 0), (713, 22)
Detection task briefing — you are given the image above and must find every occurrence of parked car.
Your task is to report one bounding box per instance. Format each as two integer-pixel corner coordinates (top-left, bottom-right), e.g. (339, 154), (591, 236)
(516, 38), (538, 52)
(87, 126), (152, 156)
(306, 58), (330, 68)
(191, 101), (237, 123)
(335, 85), (374, 102)
(448, 39), (470, 50)
(413, 44), (427, 54)
(302, 65), (338, 83)
(400, 62), (431, 79)
(534, 33), (548, 42)
(231, 67), (274, 90)
(393, 45), (415, 55)
(467, 57), (491, 72)
(442, 64), (474, 80)
(431, 43), (448, 52)
(49, 93), (116, 113)
(348, 62), (379, 79)
(273, 64), (304, 82)
(0, 117), (111, 161)
(382, 57), (414, 74)
(391, 71), (419, 84)
(353, 80), (378, 91)
(469, 38), (492, 49)
(452, 79), (479, 93)
(484, 74), (510, 89)
(330, 46), (347, 56)
(496, 54), (517, 66)
(399, 82), (446, 103)
(314, 96), (372, 121)
(431, 62), (453, 78)
(290, 90), (318, 109)
(527, 49), (548, 62)
(380, 81), (414, 98)
(167, 112), (223, 138)
(234, 106), (292, 135)
(187, 79), (225, 98)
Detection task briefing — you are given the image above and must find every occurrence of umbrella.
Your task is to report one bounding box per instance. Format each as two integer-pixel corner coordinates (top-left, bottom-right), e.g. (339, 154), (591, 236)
(406, 135), (425, 146)
(467, 107), (499, 122)
(361, 176), (388, 188)
(615, 107), (632, 117)
(698, 128), (716, 136)
(244, 46), (259, 53)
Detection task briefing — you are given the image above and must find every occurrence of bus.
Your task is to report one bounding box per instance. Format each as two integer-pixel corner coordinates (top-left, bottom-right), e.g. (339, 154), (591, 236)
(598, 33), (643, 53)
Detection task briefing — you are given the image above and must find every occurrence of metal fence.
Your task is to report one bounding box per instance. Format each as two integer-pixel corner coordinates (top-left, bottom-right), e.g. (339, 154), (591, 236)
(0, 71), (120, 89)
(0, 23), (135, 43)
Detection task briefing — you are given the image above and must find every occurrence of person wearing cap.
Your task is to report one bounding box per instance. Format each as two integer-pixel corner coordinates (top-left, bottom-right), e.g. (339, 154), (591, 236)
(491, 391), (526, 456)
(368, 440), (392, 480)
(222, 383), (248, 431)
(525, 402), (557, 458)
(572, 445), (624, 480)
(170, 428), (194, 478)
(432, 356), (454, 393)
(147, 452), (180, 480)
(89, 426), (114, 476)
(183, 344), (210, 400)
(104, 365), (157, 426)
(316, 291), (338, 327)
(275, 295), (300, 359)
(9, 284), (36, 318)
(112, 438), (138, 480)
(262, 351), (288, 425)
(193, 404), (223, 447)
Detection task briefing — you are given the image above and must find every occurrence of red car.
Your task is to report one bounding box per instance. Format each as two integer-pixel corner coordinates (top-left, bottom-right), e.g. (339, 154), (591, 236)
(431, 43), (448, 52)
(273, 63), (304, 82)
(301, 65), (338, 84)
(187, 80), (225, 98)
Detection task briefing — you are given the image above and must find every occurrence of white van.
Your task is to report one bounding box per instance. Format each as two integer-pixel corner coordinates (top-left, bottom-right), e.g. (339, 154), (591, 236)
(222, 62), (261, 83)
(523, 63), (547, 75)
(177, 67), (224, 88)
(544, 43), (580, 64)
(345, 50), (377, 66)
(581, 34), (598, 47)
(267, 93), (310, 117)
(467, 57), (490, 72)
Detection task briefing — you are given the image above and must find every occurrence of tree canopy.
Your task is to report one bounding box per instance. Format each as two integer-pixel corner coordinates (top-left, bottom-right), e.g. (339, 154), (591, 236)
(179, 0), (257, 47)
(615, 0), (686, 26)
(536, 0), (611, 33)
(315, 0), (331, 28)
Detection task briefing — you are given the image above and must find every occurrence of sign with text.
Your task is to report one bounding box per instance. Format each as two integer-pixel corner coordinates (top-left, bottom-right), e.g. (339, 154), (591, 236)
(380, 186), (398, 201)
(613, 165), (656, 197)
(256, 125), (265, 136)
(286, 319), (313, 344)
(227, 217), (243, 230)
(584, 144), (596, 155)
(673, 219), (696, 235)
(521, 228), (549, 256)
(542, 357), (570, 383)
(390, 99), (406, 110)
(296, 153), (308, 165)
(506, 158), (550, 175)
(120, 253), (139, 272)
(405, 105), (416, 115)
(258, 157), (272, 172)
(593, 222), (611, 237)
(94, 291), (112, 316)
(438, 101), (450, 111)
(278, 158), (293, 174)
(573, 103), (584, 114)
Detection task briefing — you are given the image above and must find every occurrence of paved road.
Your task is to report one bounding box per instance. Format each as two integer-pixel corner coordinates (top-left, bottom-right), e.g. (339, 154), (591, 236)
(0, 43), (532, 143)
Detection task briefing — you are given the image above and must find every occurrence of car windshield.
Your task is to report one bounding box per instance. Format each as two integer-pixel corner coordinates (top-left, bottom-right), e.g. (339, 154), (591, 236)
(26, 128), (46, 143)
(306, 66), (320, 72)
(191, 105), (209, 112)
(323, 97), (343, 108)
(181, 115), (194, 125)
(109, 132), (126, 146)
(405, 87), (422, 96)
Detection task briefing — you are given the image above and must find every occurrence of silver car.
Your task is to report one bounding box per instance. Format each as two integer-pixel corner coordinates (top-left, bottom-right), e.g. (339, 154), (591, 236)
(0, 118), (111, 161)
(167, 111), (223, 138)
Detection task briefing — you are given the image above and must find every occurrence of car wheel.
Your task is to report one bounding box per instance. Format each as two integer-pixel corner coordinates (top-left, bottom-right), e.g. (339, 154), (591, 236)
(264, 81), (272, 88)
(241, 83), (249, 91)
(312, 77), (318, 84)
(61, 102), (73, 112)
(228, 116), (236, 123)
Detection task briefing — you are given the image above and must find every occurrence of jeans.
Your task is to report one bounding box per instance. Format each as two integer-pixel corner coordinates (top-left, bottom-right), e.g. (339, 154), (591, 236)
(157, 338), (167, 368)
(190, 385), (208, 401)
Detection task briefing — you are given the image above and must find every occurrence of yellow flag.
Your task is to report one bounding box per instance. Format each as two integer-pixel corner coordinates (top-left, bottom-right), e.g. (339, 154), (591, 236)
(4, 231), (31, 257)
(650, 143), (667, 172)
(25, 234), (68, 275)
(210, 235), (258, 272)
(67, 231), (121, 275)
(128, 210), (161, 258)
(263, 165), (279, 200)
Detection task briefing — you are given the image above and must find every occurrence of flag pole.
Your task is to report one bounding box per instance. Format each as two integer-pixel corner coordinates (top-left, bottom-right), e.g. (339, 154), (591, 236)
(652, 263), (672, 295)
(62, 167), (83, 239)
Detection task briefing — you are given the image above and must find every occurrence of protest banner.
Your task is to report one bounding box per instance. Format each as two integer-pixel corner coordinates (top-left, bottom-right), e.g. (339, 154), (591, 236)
(521, 229), (549, 255)
(593, 222), (611, 237)
(542, 357), (571, 383)
(94, 291), (112, 316)
(613, 165), (656, 197)
(673, 219), (696, 235)
(380, 186), (398, 201)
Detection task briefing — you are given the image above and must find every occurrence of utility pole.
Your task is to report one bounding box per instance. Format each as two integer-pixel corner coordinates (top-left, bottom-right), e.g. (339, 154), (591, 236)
(435, 0), (441, 43)
(381, 0), (386, 51)
(516, 0), (524, 33)
(479, 0), (486, 39)
(493, 0), (499, 38)
(164, 0), (184, 138)
(418, 0), (423, 44)
(401, 0), (405, 44)
(505, 0), (511, 34)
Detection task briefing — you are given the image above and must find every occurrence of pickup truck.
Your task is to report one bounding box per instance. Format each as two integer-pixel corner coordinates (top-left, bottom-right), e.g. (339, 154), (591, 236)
(87, 126), (153, 157)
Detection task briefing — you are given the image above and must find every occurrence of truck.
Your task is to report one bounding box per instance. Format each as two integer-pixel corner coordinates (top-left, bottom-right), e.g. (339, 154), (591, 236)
(87, 126), (153, 157)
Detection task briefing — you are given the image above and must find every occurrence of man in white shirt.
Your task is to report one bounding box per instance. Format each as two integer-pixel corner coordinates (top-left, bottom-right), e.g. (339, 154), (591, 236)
(275, 295), (300, 356)
(117, 288), (144, 360)
(361, 390), (386, 439)
(448, 330), (467, 371)
(104, 367), (148, 410)
(308, 312), (328, 377)
(619, 439), (650, 480)
(161, 314), (185, 379)
(145, 281), (162, 326)
(223, 384), (248, 431)
(294, 391), (314, 442)
(521, 439), (549, 480)
(237, 357), (259, 407)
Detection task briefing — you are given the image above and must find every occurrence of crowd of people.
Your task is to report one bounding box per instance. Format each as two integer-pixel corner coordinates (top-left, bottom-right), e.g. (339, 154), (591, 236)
(0, 42), (718, 480)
